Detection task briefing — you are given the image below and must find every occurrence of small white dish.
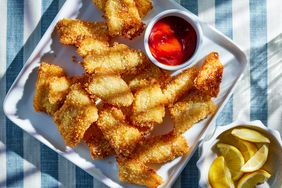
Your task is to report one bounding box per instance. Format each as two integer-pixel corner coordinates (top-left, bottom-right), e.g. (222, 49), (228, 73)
(144, 9), (203, 71)
(197, 120), (282, 188)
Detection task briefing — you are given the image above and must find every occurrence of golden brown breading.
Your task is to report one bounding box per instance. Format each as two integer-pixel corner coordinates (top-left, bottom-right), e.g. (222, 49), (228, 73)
(34, 62), (70, 115)
(92, 0), (107, 11)
(104, 0), (144, 39)
(194, 52), (223, 97)
(169, 90), (217, 135)
(128, 63), (167, 92)
(54, 83), (98, 147)
(92, 0), (152, 18)
(77, 38), (109, 57)
(85, 74), (133, 107)
(131, 106), (165, 128)
(117, 157), (163, 188)
(133, 83), (167, 113)
(55, 18), (110, 46)
(97, 107), (143, 156)
(135, 0), (153, 18)
(162, 67), (198, 105)
(132, 134), (189, 164)
(131, 84), (167, 128)
(83, 123), (114, 159)
(81, 43), (146, 75)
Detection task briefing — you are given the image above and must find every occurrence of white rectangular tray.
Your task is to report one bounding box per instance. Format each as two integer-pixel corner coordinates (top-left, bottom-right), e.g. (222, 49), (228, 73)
(3, 0), (247, 187)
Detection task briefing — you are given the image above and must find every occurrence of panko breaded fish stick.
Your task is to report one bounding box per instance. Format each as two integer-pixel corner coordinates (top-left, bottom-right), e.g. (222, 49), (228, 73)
(92, 0), (152, 18)
(131, 83), (167, 128)
(104, 0), (144, 39)
(194, 52), (223, 97)
(128, 63), (167, 92)
(117, 157), (163, 188)
(34, 62), (70, 115)
(133, 83), (167, 113)
(134, 0), (153, 18)
(54, 83), (98, 147)
(77, 38), (109, 57)
(84, 123), (114, 159)
(85, 74), (133, 107)
(55, 18), (110, 47)
(162, 67), (198, 105)
(132, 134), (189, 164)
(82, 43), (146, 75)
(169, 90), (217, 135)
(97, 107), (143, 156)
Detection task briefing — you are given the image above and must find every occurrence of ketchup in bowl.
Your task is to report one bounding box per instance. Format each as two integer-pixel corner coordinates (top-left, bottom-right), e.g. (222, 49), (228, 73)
(148, 16), (197, 66)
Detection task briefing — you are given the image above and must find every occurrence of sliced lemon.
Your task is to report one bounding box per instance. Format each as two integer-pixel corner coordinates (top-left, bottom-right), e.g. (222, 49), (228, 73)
(217, 143), (245, 180)
(219, 133), (257, 161)
(231, 128), (270, 143)
(237, 170), (271, 188)
(241, 144), (269, 172)
(208, 156), (235, 188)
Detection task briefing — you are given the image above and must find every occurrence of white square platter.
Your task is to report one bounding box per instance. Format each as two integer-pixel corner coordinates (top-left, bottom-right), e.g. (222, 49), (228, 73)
(3, 0), (247, 187)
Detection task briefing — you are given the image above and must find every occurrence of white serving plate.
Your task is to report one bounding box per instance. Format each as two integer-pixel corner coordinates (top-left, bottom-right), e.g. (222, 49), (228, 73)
(197, 120), (282, 188)
(3, 0), (247, 187)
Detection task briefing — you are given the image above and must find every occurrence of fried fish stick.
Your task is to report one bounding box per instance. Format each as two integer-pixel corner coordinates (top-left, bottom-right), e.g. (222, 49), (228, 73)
(92, 0), (152, 18)
(131, 106), (165, 128)
(135, 0), (153, 18)
(34, 63), (70, 115)
(77, 38), (109, 57)
(97, 107), (142, 156)
(117, 157), (163, 188)
(84, 123), (114, 159)
(133, 83), (167, 113)
(105, 0), (144, 39)
(194, 52), (223, 97)
(55, 19), (110, 46)
(131, 84), (167, 128)
(128, 63), (167, 92)
(82, 43), (146, 75)
(169, 90), (217, 135)
(132, 134), (189, 164)
(163, 67), (198, 105)
(54, 83), (98, 147)
(92, 0), (107, 11)
(85, 74), (133, 107)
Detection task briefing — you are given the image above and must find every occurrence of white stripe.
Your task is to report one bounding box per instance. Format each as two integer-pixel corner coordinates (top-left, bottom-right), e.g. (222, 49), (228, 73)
(0, 0), (7, 187)
(267, 0), (282, 133)
(232, 0), (251, 121)
(58, 156), (76, 187)
(23, 1), (41, 188)
(198, 0), (215, 27)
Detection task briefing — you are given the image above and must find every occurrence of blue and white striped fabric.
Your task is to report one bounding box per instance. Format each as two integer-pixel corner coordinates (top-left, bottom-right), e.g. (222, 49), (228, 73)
(0, 0), (281, 187)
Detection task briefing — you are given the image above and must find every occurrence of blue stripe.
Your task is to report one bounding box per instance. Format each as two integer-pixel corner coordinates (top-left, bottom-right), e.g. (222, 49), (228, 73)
(76, 168), (93, 188)
(180, 0), (198, 15)
(179, 1), (198, 188)
(215, 0), (233, 127)
(40, 1), (59, 188)
(249, 0), (268, 126)
(6, 0), (24, 187)
(180, 148), (199, 188)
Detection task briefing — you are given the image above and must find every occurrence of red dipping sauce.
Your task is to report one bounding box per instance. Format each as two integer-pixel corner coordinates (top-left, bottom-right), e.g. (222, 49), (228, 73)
(149, 16), (197, 66)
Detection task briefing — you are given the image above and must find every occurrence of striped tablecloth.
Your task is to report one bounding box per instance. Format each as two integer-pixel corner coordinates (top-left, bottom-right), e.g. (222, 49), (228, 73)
(0, 0), (281, 187)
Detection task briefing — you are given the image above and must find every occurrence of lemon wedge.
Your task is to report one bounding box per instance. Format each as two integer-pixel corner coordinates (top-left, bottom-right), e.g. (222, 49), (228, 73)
(237, 170), (271, 188)
(208, 156), (235, 188)
(217, 143), (245, 180)
(241, 144), (269, 172)
(219, 134), (257, 161)
(231, 128), (270, 143)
